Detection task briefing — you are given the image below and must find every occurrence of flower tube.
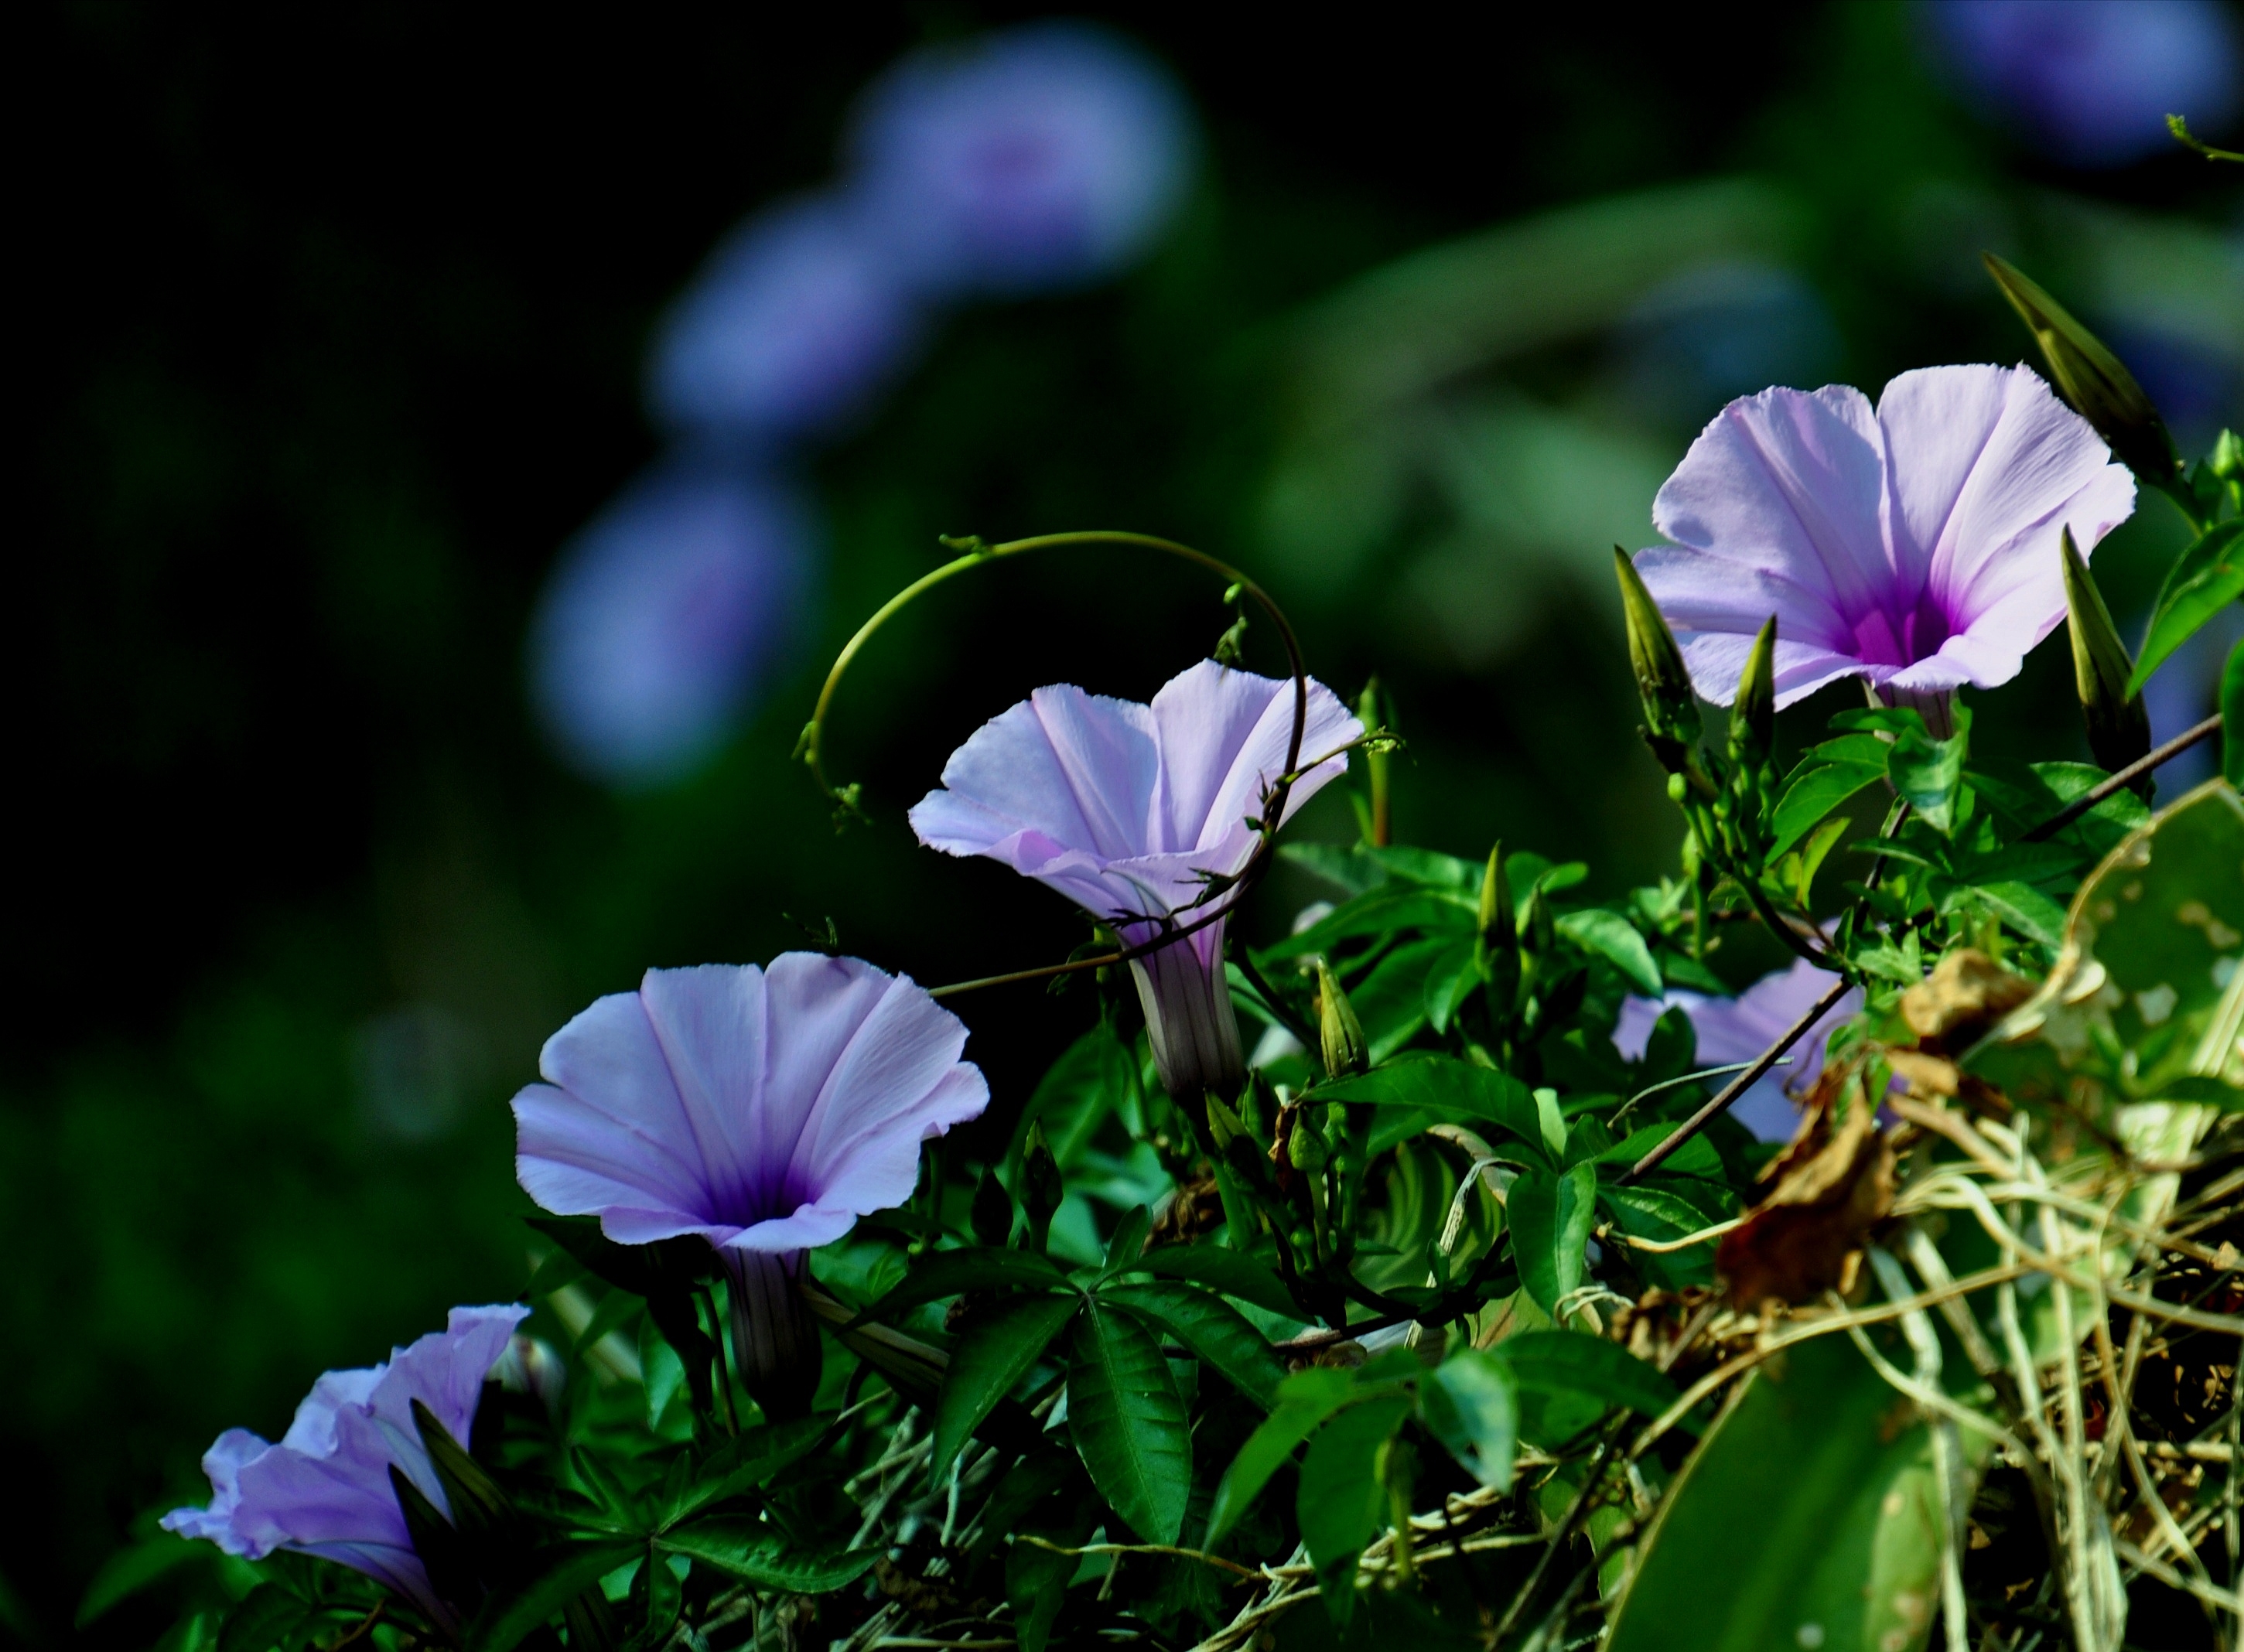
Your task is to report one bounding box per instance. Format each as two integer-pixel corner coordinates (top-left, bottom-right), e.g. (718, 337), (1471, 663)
(512, 956), (989, 1418)
(910, 660), (1361, 1102)
(162, 1306), (529, 1627)
(1633, 364), (2135, 736)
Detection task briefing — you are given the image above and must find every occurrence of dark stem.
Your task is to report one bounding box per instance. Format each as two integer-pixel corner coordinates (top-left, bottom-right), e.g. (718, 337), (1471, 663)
(1618, 978), (1852, 1185)
(1229, 945), (1318, 1053)
(1486, 1412), (1627, 1647)
(2020, 713), (2222, 843)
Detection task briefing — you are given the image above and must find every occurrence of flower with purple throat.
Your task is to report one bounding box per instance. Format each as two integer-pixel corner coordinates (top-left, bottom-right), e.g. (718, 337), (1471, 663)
(1614, 957), (1860, 1142)
(1633, 363), (2136, 734)
(909, 660), (1361, 1103)
(162, 1305), (529, 1627)
(512, 956), (989, 1418)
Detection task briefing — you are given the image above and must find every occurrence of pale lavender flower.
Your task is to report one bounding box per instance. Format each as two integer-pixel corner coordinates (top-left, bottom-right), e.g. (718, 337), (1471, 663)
(1924, 0), (2242, 169)
(512, 957), (988, 1417)
(1614, 957), (1860, 1142)
(845, 22), (1197, 299)
(162, 1306), (528, 1626)
(645, 194), (930, 445)
(908, 662), (1361, 1101)
(1634, 364), (2136, 734)
(529, 459), (810, 787)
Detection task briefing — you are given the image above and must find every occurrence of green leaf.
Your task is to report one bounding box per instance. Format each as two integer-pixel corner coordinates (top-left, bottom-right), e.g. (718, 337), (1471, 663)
(1345, 934), (1454, 1060)
(1006, 1531), (1078, 1652)
(1010, 1021), (1139, 1169)
(2130, 520), (2244, 694)
(1207, 1368), (1361, 1544)
(654, 1521), (879, 1592)
(215, 1585), (314, 1652)
(933, 1293), (1081, 1478)
(1102, 1282), (1286, 1408)
(1098, 1204), (1152, 1278)
(76, 1535), (203, 1628)
(1065, 1302), (1194, 1544)
(1508, 1162), (1597, 1315)
(1771, 759), (1884, 858)
(1595, 1127), (1721, 1179)
(1313, 1056), (1550, 1162)
(1494, 1329), (1676, 1420)
(1421, 938), (1483, 1034)
(664, 1416), (829, 1525)
(1606, 1330), (1988, 1652)
(1556, 909), (1662, 994)
(466, 1541), (642, 1652)
(1421, 1350), (1518, 1490)
(1887, 709), (1969, 836)
(1257, 886), (1476, 961)
(412, 1399), (511, 1534)
(1119, 1245), (1302, 1319)
(1297, 1396), (1414, 1622)
(1962, 880), (2068, 949)
(2225, 640), (2244, 791)
(853, 1246), (1069, 1325)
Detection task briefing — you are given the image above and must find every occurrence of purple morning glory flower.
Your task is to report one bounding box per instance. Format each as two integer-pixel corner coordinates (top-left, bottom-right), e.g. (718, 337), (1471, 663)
(511, 957), (989, 1416)
(1614, 957), (1860, 1142)
(644, 194), (931, 445)
(1923, 0), (2242, 169)
(845, 21), (1197, 299)
(1634, 364), (2136, 732)
(528, 459), (811, 788)
(161, 1305), (529, 1626)
(908, 661), (1361, 1101)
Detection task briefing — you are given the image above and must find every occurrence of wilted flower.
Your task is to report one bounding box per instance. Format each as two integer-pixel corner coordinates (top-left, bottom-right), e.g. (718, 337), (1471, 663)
(909, 661), (1361, 1101)
(528, 459), (811, 787)
(1614, 957), (1860, 1142)
(512, 957), (989, 1417)
(162, 1306), (529, 1626)
(644, 195), (930, 445)
(1923, 0), (2242, 169)
(845, 21), (1196, 298)
(1633, 364), (2136, 735)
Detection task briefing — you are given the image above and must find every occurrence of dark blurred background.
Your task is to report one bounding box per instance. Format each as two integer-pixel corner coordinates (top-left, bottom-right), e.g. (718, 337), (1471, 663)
(11, 2), (2241, 1642)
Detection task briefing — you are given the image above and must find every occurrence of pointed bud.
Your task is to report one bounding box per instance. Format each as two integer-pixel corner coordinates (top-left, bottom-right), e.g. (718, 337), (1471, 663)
(1614, 547), (1702, 760)
(1984, 253), (2180, 490)
(1477, 842), (1515, 947)
(2060, 526), (2153, 792)
(2212, 428), (2243, 483)
(1286, 1104), (1329, 1173)
(1357, 678), (1391, 848)
(1022, 1121), (1064, 1253)
(1313, 959), (1368, 1078)
(1728, 616), (1777, 767)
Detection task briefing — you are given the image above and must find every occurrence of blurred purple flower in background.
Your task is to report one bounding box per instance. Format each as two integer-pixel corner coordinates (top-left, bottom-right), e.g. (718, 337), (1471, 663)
(645, 196), (930, 446)
(1614, 957), (1860, 1141)
(162, 1306), (529, 1626)
(512, 957), (988, 1416)
(1924, 0), (2243, 169)
(910, 662), (1359, 1101)
(1615, 262), (1844, 432)
(528, 460), (810, 787)
(1634, 364), (2135, 732)
(530, 22), (1199, 790)
(2143, 600), (2244, 790)
(846, 22), (1197, 299)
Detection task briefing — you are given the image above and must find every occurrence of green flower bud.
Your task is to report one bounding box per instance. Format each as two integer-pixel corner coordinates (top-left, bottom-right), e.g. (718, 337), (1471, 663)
(1477, 842), (1515, 947)
(1984, 253), (2181, 490)
(1728, 615), (1778, 768)
(1286, 1108), (1329, 1173)
(1021, 1121), (1064, 1253)
(2060, 526), (2153, 792)
(2212, 429), (2242, 481)
(1614, 547), (1703, 759)
(1313, 959), (1368, 1077)
(1206, 1091), (1247, 1151)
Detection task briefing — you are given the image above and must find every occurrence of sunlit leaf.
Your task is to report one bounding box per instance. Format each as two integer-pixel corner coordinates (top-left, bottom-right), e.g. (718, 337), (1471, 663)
(1207, 1367), (1361, 1542)
(1296, 1396), (1412, 1623)
(1421, 1350), (1518, 1489)
(1065, 1301), (1193, 1544)
(1508, 1162), (1597, 1315)
(2129, 519), (2244, 695)
(1315, 1056), (1549, 1162)
(1556, 908), (1662, 994)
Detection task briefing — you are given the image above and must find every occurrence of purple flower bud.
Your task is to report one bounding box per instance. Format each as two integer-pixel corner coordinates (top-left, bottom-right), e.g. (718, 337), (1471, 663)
(161, 1306), (528, 1626)
(512, 957), (989, 1418)
(844, 22), (1197, 299)
(1614, 957), (1860, 1142)
(645, 194), (931, 445)
(1633, 364), (2136, 730)
(1923, 0), (2242, 169)
(528, 460), (811, 787)
(909, 661), (1361, 1100)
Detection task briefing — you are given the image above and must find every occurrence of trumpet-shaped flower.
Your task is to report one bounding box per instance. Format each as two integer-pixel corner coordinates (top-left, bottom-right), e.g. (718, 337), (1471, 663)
(1614, 956), (1860, 1141)
(909, 661), (1361, 1101)
(511, 957), (988, 1415)
(1634, 364), (2135, 732)
(162, 1306), (529, 1626)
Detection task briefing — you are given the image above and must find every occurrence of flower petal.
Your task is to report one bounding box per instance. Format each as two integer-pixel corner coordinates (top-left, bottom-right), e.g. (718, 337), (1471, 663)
(1144, 661), (1361, 855)
(521, 991), (721, 1222)
(909, 685), (1160, 864)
